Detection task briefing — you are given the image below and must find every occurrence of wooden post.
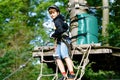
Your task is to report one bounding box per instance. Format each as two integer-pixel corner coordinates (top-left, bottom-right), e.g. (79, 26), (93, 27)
(102, 0), (109, 45)
(68, 0), (87, 45)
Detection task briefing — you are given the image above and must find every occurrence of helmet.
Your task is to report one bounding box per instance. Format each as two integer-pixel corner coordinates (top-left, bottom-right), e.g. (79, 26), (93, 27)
(48, 5), (60, 12)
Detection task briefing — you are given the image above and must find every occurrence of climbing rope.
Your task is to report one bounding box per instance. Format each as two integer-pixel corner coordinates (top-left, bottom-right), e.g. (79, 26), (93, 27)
(37, 46), (58, 80)
(77, 45), (91, 80)
(70, 44), (91, 80)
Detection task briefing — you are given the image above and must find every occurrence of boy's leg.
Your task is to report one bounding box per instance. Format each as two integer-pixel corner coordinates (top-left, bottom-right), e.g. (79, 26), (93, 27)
(56, 58), (67, 77)
(55, 44), (67, 78)
(65, 58), (75, 79)
(64, 57), (75, 75)
(60, 42), (75, 79)
(60, 42), (75, 75)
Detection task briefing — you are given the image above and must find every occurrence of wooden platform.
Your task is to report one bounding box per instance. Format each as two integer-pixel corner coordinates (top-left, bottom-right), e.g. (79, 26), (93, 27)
(32, 43), (120, 74)
(32, 43), (120, 58)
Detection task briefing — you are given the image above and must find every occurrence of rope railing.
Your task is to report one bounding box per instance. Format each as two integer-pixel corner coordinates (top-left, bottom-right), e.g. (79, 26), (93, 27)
(77, 45), (91, 80)
(71, 44), (91, 80)
(37, 47), (58, 80)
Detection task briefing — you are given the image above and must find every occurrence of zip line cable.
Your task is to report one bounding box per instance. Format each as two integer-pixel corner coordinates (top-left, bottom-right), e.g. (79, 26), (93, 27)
(65, 4), (120, 24)
(88, 4), (120, 10)
(88, 4), (120, 9)
(3, 57), (33, 80)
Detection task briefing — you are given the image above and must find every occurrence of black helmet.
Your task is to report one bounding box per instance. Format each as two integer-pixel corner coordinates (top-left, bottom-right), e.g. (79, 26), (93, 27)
(48, 5), (60, 12)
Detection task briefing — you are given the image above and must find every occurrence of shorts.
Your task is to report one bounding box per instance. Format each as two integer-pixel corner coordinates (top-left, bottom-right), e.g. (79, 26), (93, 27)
(55, 42), (69, 59)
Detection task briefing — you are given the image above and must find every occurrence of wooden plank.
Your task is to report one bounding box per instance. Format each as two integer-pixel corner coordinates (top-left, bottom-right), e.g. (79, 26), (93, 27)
(32, 48), (112, 58)
(112, 53), (120, 57)
(73, 43), (101, 48)
(32, 51), (55, 57)
(32, 44), (120, 58)
(32, 43), (101, 52)
(72, 49), (112, 55)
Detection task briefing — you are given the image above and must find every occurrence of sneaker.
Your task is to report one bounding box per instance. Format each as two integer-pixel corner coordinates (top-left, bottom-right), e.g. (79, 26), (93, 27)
(58, 76), (67, 80)
(68, 74), (75, 79)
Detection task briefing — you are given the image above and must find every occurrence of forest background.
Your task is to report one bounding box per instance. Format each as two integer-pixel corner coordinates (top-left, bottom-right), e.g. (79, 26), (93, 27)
(0, 0), (120, 80)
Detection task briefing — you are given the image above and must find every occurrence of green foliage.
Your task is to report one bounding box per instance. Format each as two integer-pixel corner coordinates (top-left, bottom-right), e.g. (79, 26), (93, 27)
(0, 0), (47, 79)
(107, 23), (120, 47)
(87, 0), (101, 6)
(84, 63), (120, 80)
(107, 1), (120, 47)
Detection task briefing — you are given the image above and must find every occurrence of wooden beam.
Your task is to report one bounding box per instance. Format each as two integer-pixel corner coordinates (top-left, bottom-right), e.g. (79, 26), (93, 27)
(32, 43), (120, 58)
(32, 48), (112, 58)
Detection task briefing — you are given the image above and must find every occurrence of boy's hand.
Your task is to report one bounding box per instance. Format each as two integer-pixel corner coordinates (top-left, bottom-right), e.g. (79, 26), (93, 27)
(49, 32), (54, 38)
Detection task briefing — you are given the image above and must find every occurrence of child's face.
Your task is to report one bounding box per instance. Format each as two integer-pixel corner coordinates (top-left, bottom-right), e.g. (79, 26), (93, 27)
(49, 9), (59, 19)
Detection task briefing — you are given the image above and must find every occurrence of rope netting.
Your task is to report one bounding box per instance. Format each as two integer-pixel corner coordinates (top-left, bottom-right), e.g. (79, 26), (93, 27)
(37, 44), (92, 80)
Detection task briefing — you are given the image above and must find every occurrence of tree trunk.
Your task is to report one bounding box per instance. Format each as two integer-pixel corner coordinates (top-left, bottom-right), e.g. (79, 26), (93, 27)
(68, 0), (87, 45)
(102, 0), (109, 38)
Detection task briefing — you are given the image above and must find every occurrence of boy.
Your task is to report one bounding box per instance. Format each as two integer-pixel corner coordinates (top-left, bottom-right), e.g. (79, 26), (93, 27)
(48, 5), (75, 80)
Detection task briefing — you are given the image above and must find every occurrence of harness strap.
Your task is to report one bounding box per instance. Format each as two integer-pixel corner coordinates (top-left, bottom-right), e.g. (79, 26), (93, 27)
(70, 16), (86, 24)
(61, 38), (72, 57)
(71, 33), (87, 39)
